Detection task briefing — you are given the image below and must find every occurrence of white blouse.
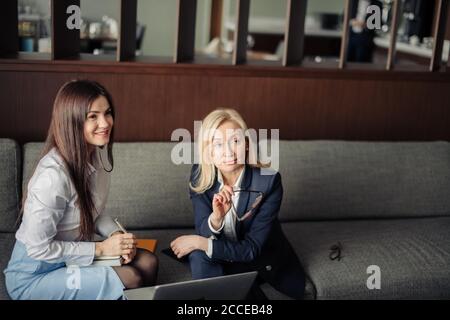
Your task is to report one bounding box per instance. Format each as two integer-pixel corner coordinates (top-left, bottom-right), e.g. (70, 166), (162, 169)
(206, 166), (245, 257)
(15, 148), (120, 266)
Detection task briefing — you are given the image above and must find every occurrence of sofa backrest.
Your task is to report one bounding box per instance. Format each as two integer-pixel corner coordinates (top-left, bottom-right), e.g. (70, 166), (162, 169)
(22, 143), (193, 229)
(22, 141), (450, 228)
(278, 141), (450, 221)
(0, 139), (21, 232)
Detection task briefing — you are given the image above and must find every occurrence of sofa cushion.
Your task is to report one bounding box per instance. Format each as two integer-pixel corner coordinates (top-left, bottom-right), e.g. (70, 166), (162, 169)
(278, 141), (450, 221)
(22, 143), (194, 229)
(282, 217), (450, 299)
(0, 233), (16, 300)
(24, 141), (450, 225)
(0, 139), (21, 232)
(106, 143), (193, 228)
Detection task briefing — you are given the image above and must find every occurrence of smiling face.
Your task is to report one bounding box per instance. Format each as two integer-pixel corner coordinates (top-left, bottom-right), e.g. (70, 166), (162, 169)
(211, 120), (246, 175)
(84, 96), (114, 148)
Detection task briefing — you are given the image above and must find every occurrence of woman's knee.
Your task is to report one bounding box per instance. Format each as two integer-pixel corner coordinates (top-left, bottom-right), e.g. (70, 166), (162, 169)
(188, 250), (210, 264)
(117, 266), (143, 289)
(135, 249), (159, 272)
(189, 250), (223, 279)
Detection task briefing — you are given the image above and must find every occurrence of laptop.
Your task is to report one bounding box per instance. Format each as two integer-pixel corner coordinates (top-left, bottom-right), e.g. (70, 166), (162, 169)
(124, 271), (258, 300)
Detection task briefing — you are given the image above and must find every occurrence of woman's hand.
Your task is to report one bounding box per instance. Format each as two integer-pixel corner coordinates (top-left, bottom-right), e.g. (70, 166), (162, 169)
(211, 185), (234, 228)
(109, 232), (137, 264)
(121, 245), (137, 264)
(170, 235), (208, 259)
(95, 233), (137, 258)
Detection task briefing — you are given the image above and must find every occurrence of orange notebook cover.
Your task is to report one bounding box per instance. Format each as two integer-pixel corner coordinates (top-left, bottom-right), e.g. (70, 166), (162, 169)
(136, 239), (157, 253)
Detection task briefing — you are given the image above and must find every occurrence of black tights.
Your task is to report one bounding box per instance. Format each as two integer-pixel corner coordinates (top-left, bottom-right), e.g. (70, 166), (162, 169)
(113, 249), (159, 289)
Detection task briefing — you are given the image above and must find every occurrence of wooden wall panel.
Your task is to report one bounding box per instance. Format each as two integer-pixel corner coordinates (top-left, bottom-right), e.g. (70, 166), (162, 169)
(1, 70), (450, 144)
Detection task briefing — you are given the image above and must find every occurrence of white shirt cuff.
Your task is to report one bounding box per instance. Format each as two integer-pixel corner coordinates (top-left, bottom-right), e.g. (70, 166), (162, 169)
(64, 242), (96, 267)
(206, 238), (213, 258)
(208, 215), (224, 234)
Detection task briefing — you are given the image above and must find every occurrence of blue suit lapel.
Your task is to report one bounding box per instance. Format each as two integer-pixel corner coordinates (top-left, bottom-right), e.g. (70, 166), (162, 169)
(235, 166), (252, 235)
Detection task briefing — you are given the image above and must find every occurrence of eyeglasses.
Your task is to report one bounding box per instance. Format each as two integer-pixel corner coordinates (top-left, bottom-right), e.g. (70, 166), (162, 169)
(230, 189), (264, 222)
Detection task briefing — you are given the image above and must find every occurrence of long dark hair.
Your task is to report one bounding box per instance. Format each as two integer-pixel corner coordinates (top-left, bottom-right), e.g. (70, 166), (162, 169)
(21, 80), (115, 241)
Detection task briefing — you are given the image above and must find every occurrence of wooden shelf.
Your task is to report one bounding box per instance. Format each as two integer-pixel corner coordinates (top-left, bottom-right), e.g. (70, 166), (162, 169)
(0, 52), (52, 61)
(232, 0), (250, 65)
(118, 0), (137, 61)
(1, 55), (449, 83)
(0, 0), (448, 75)
(52, 0), (80, 60)
(283, 0), (307, 66)
(0, 0), (19, 56)
(430, 0), (450, 71)
(174, 0), (197, 63)
(339, 0), (352, 69)
(386, 0), (400, 70)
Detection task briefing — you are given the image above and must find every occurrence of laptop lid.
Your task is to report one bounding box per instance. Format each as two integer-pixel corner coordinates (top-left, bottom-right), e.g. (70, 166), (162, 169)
(124, 271), (258, 300)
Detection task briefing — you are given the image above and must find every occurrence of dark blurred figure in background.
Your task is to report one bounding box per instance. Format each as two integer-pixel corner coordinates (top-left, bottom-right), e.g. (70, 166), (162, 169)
(348, 0), (383, 63)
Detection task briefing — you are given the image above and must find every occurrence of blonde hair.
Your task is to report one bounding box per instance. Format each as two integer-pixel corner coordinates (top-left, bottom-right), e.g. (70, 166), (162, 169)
(190, 108), (265, 194)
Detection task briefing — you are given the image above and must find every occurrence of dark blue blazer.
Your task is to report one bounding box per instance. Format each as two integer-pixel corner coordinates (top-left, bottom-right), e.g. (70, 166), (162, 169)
(189, 165), (305, 299)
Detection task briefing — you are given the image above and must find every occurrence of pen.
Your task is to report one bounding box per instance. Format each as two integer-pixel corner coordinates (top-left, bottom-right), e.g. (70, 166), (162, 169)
(114, 218), (128, 234)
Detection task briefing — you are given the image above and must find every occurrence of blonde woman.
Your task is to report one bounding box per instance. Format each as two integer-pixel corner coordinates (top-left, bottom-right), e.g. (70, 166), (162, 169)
(171, 108), (305, 299)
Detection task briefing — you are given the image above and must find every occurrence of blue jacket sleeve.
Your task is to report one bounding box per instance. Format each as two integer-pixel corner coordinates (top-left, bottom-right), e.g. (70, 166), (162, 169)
(212, 172), (283, 263)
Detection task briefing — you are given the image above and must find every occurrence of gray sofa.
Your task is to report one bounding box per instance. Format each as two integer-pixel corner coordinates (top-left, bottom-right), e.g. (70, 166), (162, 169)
(1, 138), (450, 300)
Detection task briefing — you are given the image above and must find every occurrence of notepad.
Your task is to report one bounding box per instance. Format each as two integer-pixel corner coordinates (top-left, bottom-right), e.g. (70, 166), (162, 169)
(67, 239), (158, 268)
(91, 239), (157, 267)
(92, 255), (122, 267)
(136, 239), (157, 253)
